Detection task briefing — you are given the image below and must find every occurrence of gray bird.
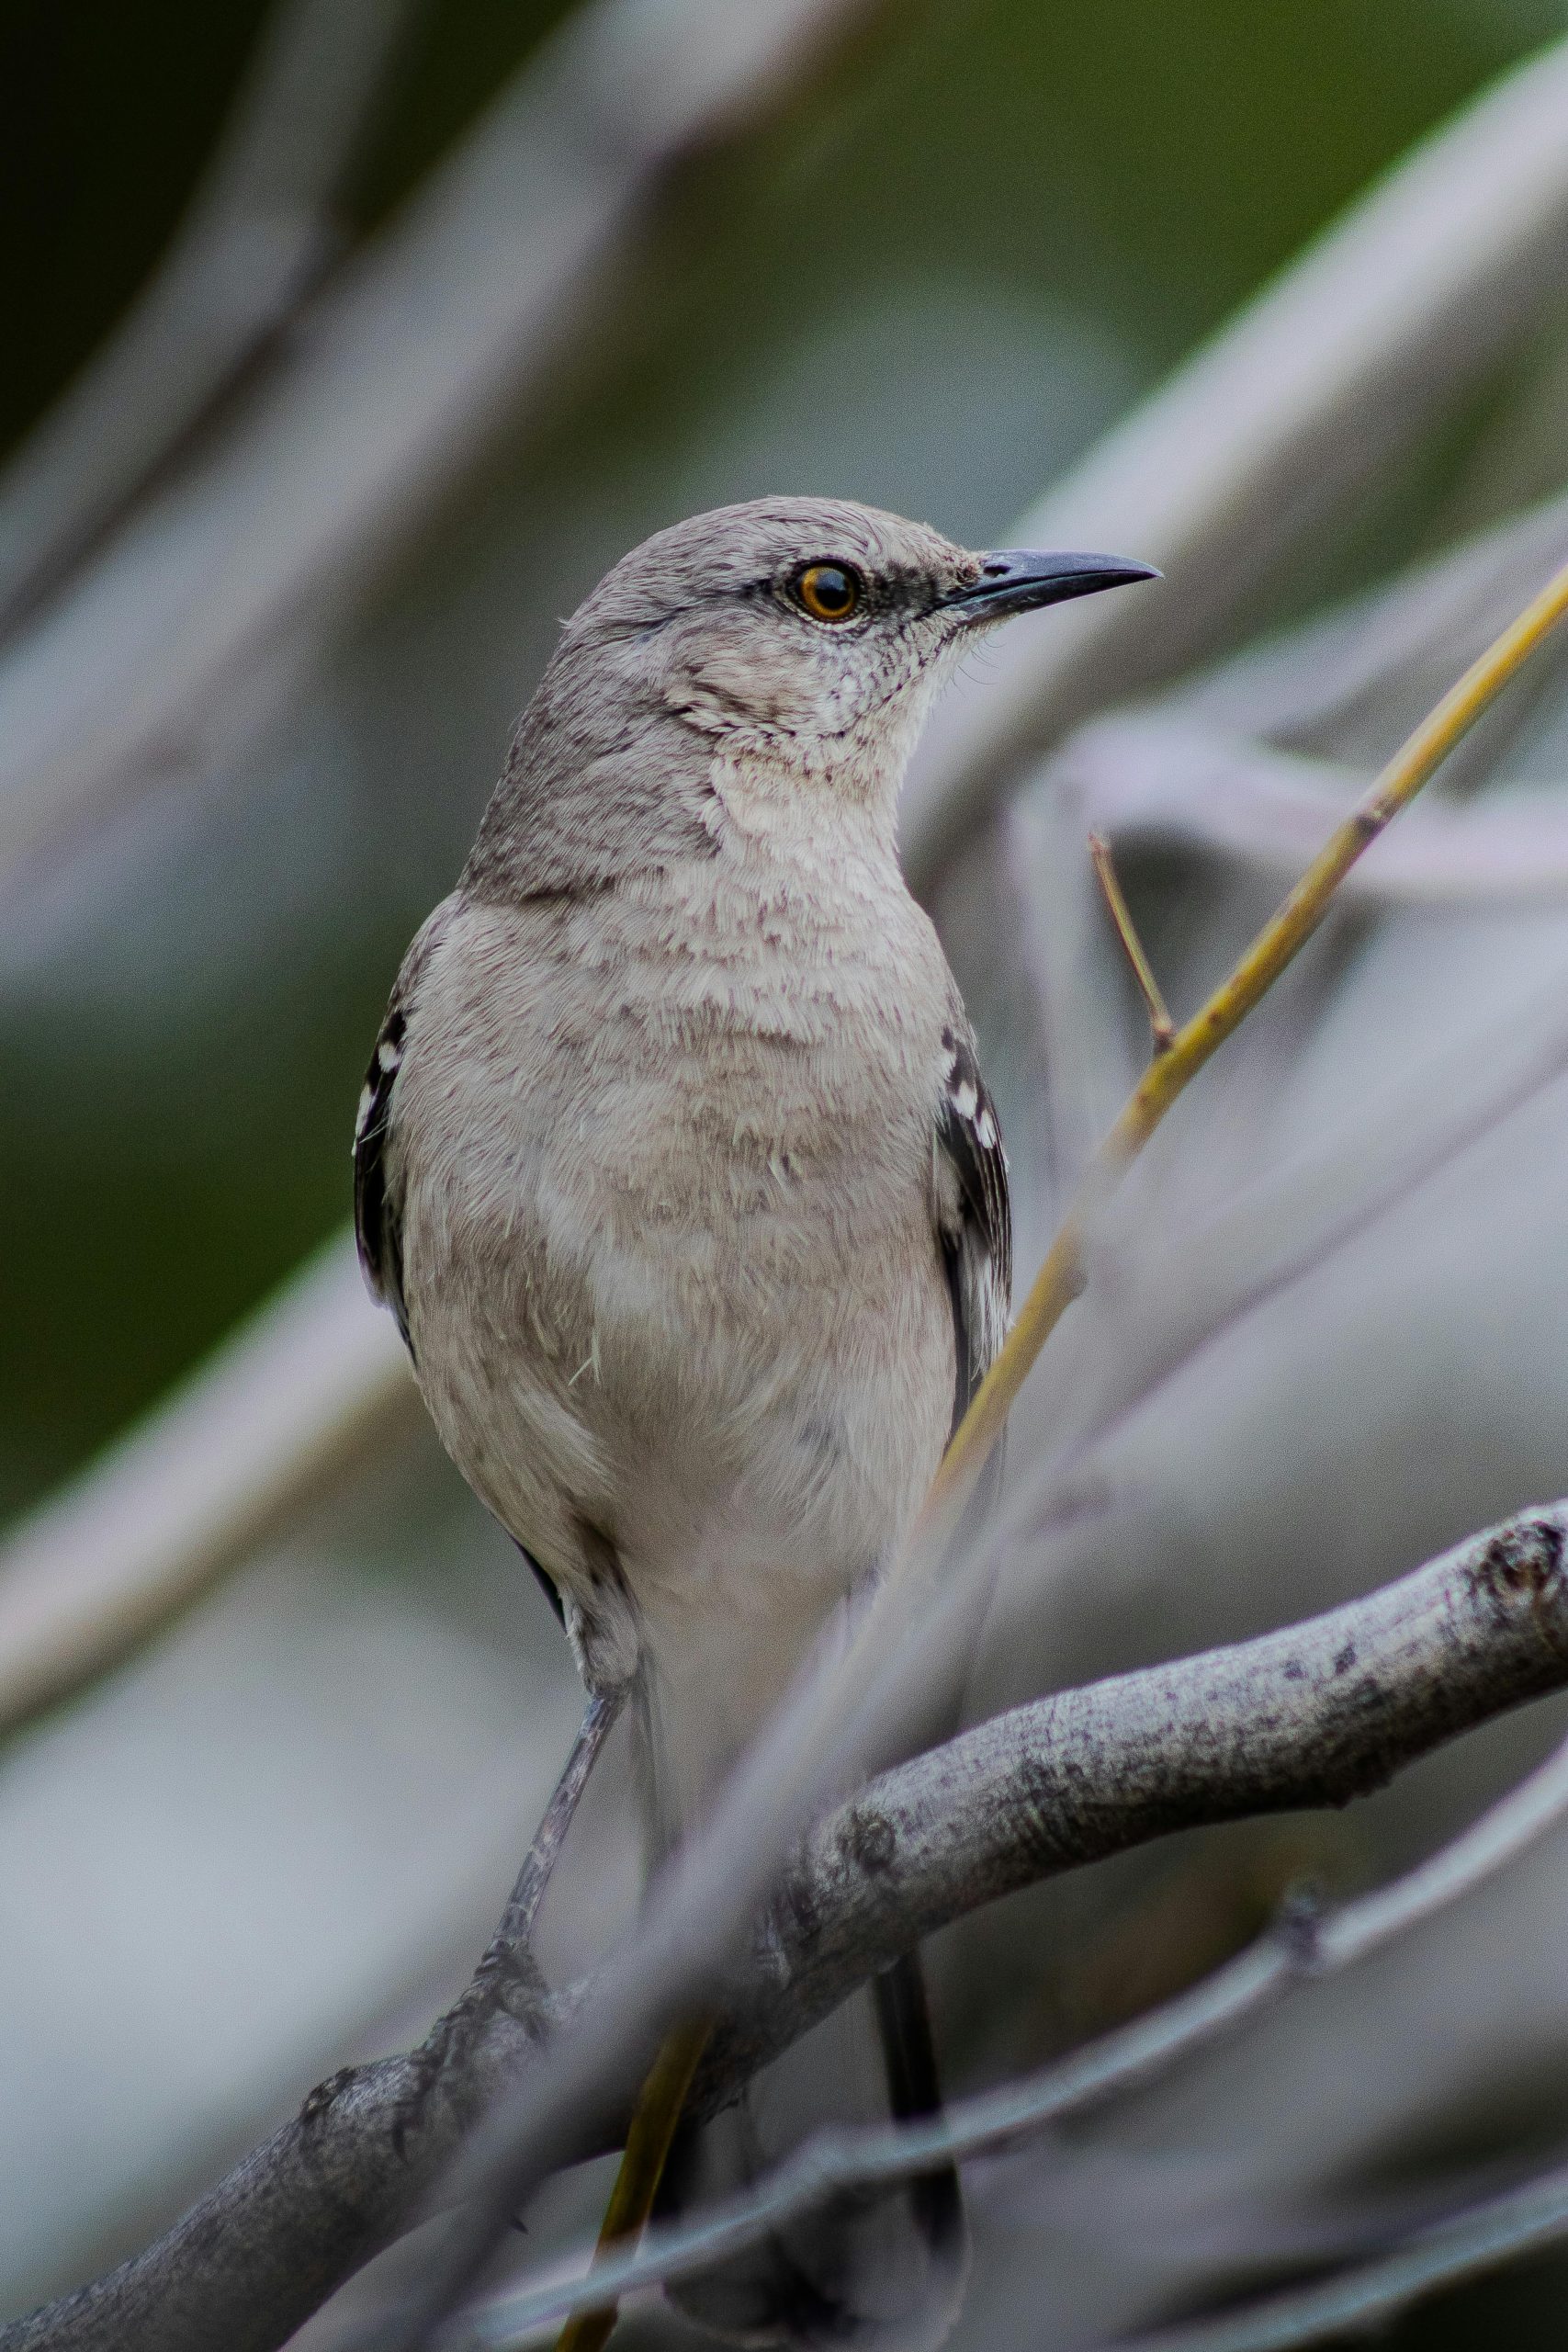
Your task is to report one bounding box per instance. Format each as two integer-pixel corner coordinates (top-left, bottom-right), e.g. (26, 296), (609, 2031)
(353, 496), (1155, 2346)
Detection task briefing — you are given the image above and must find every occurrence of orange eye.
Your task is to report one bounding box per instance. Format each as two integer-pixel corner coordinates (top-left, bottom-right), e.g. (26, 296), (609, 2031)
(793, 562), (863, 623)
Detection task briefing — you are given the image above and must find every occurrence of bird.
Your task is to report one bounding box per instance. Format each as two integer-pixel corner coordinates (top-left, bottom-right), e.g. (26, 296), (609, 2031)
(352, 496), (1155, 2346)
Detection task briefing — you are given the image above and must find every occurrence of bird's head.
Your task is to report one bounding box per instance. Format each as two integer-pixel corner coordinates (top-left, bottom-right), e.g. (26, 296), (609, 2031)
(556, 495), (1156, 786)
(468, 498), (1156, 891)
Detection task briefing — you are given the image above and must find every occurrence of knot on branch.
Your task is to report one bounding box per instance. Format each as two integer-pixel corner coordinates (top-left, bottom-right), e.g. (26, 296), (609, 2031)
(299, 2067), (361, 2131)
(838, 1805), (897, 1878)
(1467, 1514), (1565, 1625)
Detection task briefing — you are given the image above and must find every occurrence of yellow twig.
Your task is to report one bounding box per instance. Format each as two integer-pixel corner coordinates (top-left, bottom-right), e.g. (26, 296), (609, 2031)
(553, 2017), (711, 2352)
(924, 553), (1568, 1548)
(1089, 830), (1175, 1052)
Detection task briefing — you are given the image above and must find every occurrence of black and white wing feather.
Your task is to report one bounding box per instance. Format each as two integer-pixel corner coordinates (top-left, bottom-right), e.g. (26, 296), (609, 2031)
(353, 1001), (411, 1351)
(933, 1023), (1012, 1437)
(354, 906), (454, 1355)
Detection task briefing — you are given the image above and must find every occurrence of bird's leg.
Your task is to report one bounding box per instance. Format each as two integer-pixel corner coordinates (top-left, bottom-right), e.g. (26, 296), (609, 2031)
(493, 1682), (627, 1952)
(393, 1684), (627, 2155)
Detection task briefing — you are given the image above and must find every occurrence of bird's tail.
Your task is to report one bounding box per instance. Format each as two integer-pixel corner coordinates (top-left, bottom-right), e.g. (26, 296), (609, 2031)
(661, 1949), (967, 2350)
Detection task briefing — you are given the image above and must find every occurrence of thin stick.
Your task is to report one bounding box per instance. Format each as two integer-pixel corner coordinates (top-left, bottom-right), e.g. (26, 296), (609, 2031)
(923, 553), (1568, 1549)
(497, 1688), (626, 1952)
(1116, 2160), (1568, 2351)
(528, 2139), (1568, 2352)
(1089, 830), (1176, 1051)
(553, 2018), (712, 2352)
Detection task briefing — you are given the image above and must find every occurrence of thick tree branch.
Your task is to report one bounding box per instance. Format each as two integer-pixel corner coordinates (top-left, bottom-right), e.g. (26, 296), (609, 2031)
(5, 1505), (1568, 2352)
(479, 1715), (1568, 2342)
(703, 1505), (1568, 2100)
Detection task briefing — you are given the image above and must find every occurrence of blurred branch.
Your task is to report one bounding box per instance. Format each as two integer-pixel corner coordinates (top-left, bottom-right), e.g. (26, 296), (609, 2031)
(7, 1502), (1568, 2352)
(1118, 2160), (1568, 2352)
(1162, 482), (1568, 752)
(1053, 492), (1568, 904)
(0, 1238), (412, 1740)
(0, 0), (872, 882)
(0, 0), (423, 639)
(1065, 713), (1568, 902)
(478, 1712), (1568, 2342)
(901, 36), (1568, 882)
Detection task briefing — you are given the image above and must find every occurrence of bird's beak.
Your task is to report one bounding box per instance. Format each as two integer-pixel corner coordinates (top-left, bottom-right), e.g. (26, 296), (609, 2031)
(942, 548), (1160, 623)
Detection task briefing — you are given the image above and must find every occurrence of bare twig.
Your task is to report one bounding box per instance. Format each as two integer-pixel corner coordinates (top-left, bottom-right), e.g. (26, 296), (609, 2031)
(6, 1502), (1568, 2352)
(1115, 2161), (1568, 2352)
(1089, 830), (1176, 1050)
(479, 1716), (1568, 2342)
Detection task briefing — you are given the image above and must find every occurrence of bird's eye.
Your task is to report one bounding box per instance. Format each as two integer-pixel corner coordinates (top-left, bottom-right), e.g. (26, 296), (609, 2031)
(792, 562), (863, 624)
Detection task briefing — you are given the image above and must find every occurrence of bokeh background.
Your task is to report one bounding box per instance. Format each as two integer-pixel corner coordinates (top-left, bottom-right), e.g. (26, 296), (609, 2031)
(6, 2), (1568, 2344)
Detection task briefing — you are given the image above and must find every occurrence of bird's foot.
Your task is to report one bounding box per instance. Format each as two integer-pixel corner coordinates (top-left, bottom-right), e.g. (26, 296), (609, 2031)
(389, 1935), (550, 2161)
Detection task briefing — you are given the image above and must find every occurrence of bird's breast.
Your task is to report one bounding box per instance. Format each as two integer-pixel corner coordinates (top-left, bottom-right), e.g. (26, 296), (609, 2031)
(396, 869), (957, 1639)
(562, 859), (938, 1237)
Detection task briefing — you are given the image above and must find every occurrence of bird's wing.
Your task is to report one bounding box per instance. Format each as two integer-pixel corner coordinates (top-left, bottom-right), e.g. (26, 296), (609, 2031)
(353, 903), (456, 1354)
(933, 1021), (1012, 1436)
(353, 996), (411, 1350)
(353, 910), (566, 1625)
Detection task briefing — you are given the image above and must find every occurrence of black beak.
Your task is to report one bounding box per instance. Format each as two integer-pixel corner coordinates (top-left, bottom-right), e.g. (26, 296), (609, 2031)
(942, 548), (1160, 623)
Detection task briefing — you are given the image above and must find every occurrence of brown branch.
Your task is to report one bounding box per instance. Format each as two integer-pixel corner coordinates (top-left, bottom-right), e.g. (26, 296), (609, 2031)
(6, 1504), (1567, 2352)
(1089, 830), (1176, 1051)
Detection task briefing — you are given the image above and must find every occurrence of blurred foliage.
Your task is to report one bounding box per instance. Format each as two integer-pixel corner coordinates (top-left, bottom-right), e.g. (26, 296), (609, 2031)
(0, 0), (1562, 1509)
